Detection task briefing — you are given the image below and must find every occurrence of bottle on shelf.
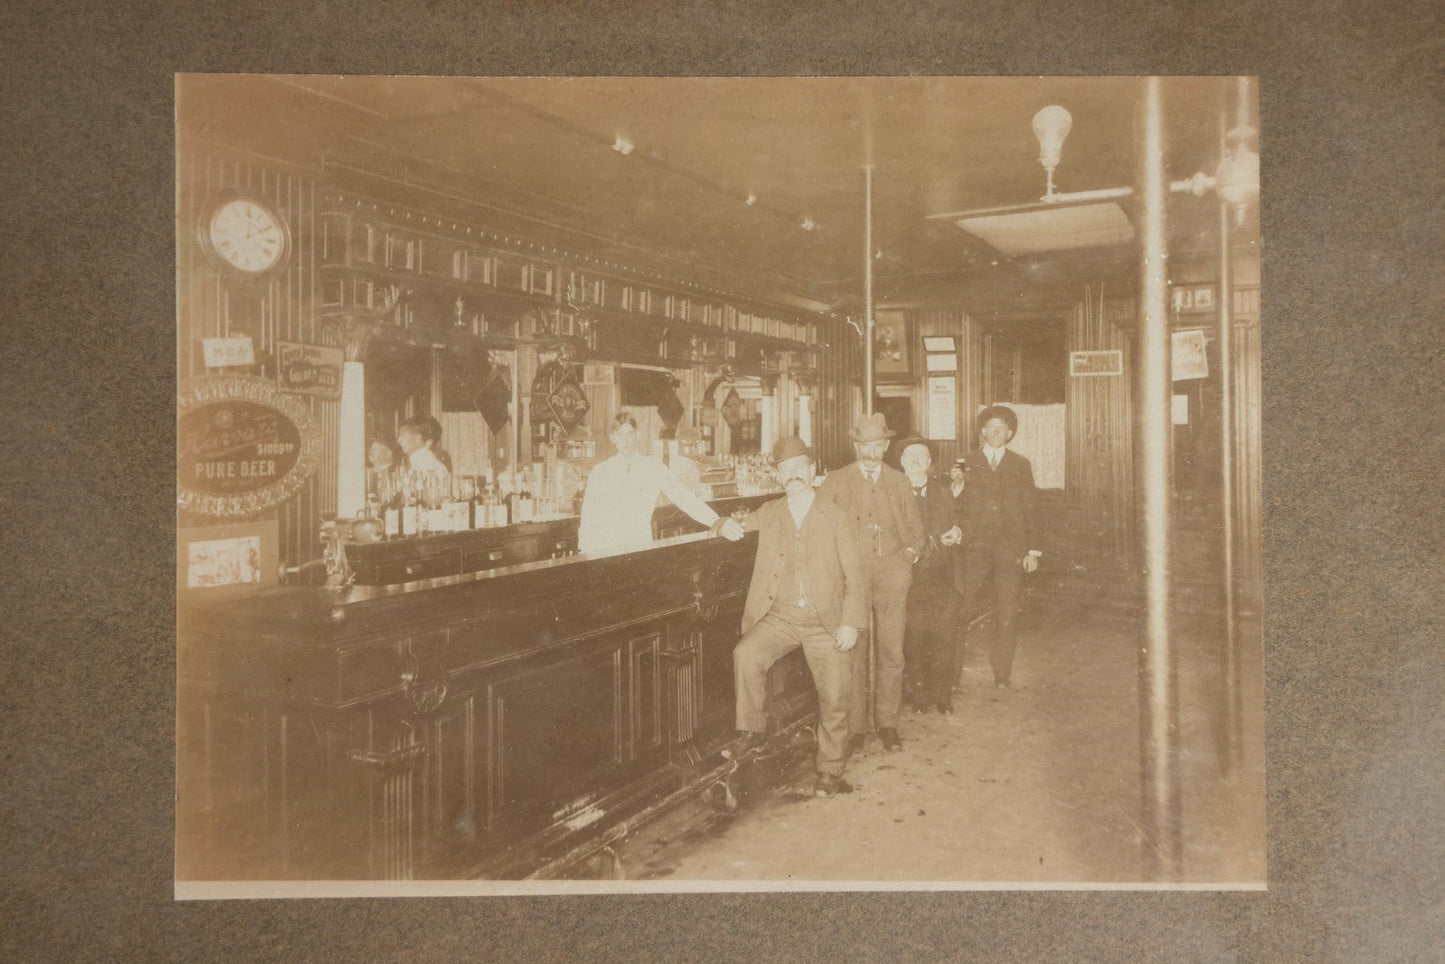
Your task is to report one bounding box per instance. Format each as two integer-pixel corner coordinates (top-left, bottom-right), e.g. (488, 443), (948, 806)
(399, 474), (419, 537)
(515, 470), (534, 523)
(488, 480), (509, 527)
(467, 475), (482, 529)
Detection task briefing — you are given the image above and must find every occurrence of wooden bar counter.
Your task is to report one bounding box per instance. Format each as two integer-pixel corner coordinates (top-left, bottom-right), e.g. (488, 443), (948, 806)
(177, 506), (815, 881)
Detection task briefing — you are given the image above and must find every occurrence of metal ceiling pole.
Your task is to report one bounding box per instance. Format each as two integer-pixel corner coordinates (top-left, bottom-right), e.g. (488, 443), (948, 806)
(862, 163), (877, 735)
(1217, 78), (1248, 778)
(1137, 76), (1183, 881)
(864, 164), (875, 415)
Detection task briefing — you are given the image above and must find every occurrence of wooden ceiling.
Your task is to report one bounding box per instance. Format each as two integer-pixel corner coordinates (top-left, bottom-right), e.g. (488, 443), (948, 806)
(178, 75), (1245, 314)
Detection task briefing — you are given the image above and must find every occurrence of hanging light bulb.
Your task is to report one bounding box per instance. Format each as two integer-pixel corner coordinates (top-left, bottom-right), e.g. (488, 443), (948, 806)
(1032, 105), (1073, 200)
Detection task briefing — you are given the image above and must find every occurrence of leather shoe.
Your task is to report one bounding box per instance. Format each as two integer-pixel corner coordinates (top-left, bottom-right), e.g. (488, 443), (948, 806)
(878, 727), (903, 752)
(722, 730), (764, 760)
(814, 773), (848, 797)
(846, 732), (867, 757)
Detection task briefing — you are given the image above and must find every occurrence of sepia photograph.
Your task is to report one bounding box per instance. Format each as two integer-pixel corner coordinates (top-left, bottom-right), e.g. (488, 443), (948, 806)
(173, 74), (1266, 896)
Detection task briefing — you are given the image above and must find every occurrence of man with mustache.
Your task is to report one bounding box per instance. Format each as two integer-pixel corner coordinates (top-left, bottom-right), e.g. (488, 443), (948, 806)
(816, 412), (925, 754)
(721, 437), (866, 797)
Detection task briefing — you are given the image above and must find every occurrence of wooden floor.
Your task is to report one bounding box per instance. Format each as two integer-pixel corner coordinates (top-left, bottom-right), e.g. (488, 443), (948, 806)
(603, 548), (1266, 886)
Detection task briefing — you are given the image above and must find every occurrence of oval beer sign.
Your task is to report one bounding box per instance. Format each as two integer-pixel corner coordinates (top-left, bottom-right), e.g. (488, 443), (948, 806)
(177, 374), (323, 518)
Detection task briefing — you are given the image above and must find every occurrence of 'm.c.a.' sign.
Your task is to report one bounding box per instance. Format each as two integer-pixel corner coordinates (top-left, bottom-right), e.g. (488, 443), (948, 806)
(177, 374), (323, 519)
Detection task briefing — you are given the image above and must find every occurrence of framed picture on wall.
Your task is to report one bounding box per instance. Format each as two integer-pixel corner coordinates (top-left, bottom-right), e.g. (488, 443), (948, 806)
(873, 308), (911, 377)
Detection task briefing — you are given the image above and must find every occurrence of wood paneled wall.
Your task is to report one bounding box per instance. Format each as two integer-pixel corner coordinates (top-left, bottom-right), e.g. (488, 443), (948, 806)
(813, 318), (864, 470)
(177, 147), (333, 568)
(1065, 291), (1137, 566)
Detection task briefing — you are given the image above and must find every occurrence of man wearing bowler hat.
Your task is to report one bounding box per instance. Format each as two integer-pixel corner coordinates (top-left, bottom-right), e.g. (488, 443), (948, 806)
(958, 405), (1040, 688)
(817, 412), (925, 754)
(721, 437), (866, 797)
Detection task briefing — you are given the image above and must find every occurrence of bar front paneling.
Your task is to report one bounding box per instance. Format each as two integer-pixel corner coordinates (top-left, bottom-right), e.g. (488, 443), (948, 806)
(177, 531), (815, 880)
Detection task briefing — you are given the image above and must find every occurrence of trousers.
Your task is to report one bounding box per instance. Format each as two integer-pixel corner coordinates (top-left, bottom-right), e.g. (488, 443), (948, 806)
(903, 576), (961, 704)
(849, 552), (913, 733)
(959, 545), (1023, 683)
(734, 604), (853, 776)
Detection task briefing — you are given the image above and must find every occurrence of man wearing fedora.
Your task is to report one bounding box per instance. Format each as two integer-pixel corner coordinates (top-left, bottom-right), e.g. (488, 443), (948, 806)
(722, 437), (866, 797)
(897, 436), (965, 714)
(958, 405), (1040, 688)
(817, 412), (925, 753)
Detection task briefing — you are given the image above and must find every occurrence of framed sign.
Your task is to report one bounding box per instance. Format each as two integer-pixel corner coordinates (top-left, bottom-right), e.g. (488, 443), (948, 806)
(177, 520), (279, 593)
(1068, 349), (1124, 376)
(873, 309), (911, 377)
(202, 336), (255, 368)
(1172, 329), (1210, 380)
(926, 376), (957, 440)
(177, 374), (324, 518)
(925, 352), (958, 373)
(922, 335), (956, 352)
(276, 341), (343, 398)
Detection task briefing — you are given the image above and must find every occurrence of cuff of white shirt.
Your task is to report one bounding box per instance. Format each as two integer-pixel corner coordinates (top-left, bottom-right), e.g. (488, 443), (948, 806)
(1027, 549), (1041, 557)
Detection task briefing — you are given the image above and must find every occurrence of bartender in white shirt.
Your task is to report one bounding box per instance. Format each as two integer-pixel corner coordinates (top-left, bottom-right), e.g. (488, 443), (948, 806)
(396, 414), (452, 476)
(578, 413), (744, 554)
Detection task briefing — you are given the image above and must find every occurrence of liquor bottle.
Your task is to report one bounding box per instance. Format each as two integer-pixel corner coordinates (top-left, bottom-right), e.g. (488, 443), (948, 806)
(514, 470), (534, 523)
(383, 492), (401, 539)
(468, 475), (482, 529)
(440, 474), (468, 532)
(485, 481), (506, 527)
(400, 483), (418, 538)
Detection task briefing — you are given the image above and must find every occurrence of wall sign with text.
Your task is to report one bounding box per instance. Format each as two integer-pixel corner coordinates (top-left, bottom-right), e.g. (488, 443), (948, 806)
(276, 341), (344, 398)
(177, 374), (323, 519)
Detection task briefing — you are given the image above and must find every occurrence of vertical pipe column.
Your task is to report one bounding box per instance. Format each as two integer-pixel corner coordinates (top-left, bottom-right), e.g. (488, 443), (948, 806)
(1138, 76), (1182, 880)
(1217, 102), (1241, 778)
(864, 165), (875, 415)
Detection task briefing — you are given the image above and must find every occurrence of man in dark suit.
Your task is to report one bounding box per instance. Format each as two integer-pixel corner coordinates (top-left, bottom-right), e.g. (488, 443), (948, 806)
(958, 405), (1040, 688)
(722, 437), (866, 797)
(817, 413), (925, 753)
(897, 438), (965, 713)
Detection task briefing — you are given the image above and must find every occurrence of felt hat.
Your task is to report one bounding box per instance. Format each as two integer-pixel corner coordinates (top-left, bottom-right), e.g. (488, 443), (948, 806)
(849, 412), (896, 443)
(895, 436), (935, 461)
(771, 436), (813, 463)
(977, 404), (1018, 434)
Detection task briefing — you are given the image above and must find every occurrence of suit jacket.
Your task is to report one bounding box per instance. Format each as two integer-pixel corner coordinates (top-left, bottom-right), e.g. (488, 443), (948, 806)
(908, 477), (962, 580)
(740, 494), (867, 636)
(960, 447), (1036, 559)
(816, 462), (925, 564)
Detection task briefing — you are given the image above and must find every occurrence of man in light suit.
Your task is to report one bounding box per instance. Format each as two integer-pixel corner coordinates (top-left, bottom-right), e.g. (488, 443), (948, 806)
(722, 437), (866, 797)
(958, 405), (1040, 688)
(817, 412), (925, 754)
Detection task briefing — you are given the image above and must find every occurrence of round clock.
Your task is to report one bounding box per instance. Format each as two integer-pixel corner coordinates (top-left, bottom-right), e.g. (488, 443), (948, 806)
(204, 195), (290, 275)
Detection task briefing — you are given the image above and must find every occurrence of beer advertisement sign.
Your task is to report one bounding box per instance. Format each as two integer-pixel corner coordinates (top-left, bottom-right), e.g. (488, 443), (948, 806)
(177, 374), (323, 518)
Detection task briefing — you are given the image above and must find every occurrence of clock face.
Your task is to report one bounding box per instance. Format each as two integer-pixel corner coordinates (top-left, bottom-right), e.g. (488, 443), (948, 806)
(207, 198), (287, 273)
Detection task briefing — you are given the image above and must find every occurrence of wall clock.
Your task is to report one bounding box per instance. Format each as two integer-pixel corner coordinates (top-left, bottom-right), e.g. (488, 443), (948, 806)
(203, 194), (290, 275)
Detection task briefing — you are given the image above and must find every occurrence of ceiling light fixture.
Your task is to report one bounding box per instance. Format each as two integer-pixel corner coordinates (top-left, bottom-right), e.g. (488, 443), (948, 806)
(1031, 105), (1073, 201)
(800, 217), (816, 231)
(612, 136), (634, 156)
